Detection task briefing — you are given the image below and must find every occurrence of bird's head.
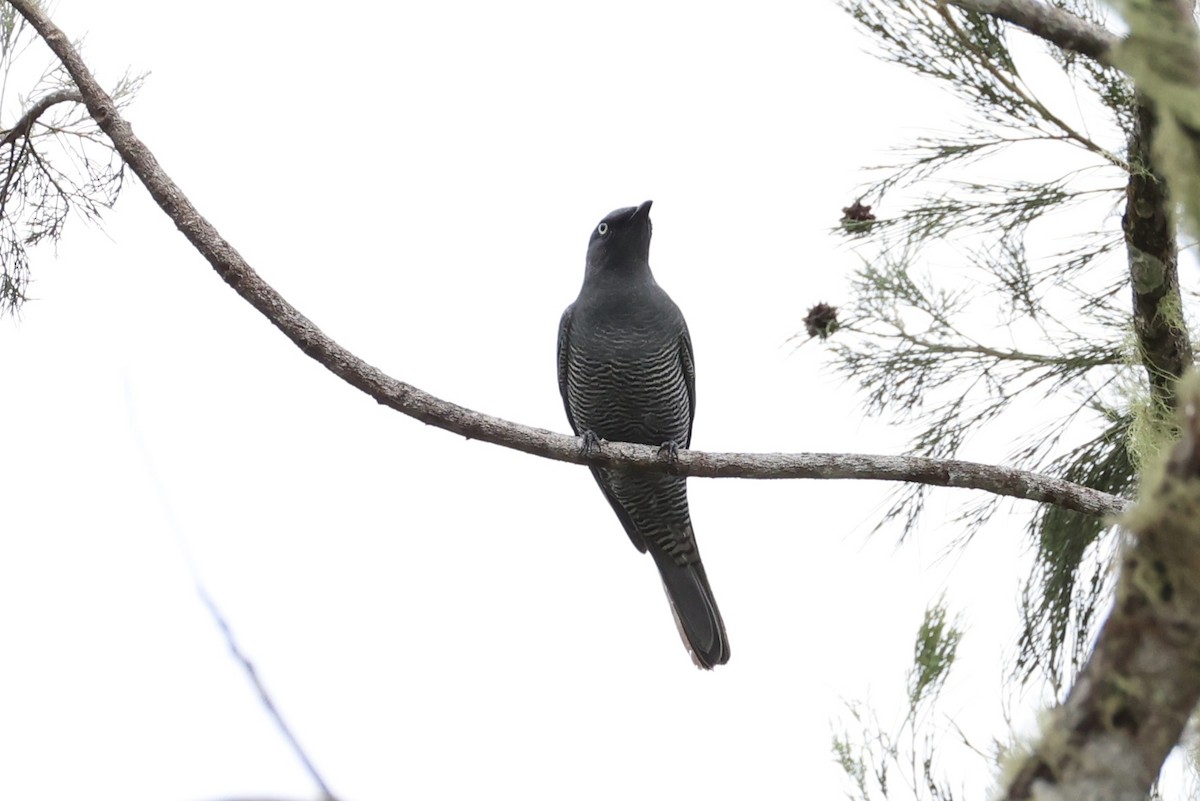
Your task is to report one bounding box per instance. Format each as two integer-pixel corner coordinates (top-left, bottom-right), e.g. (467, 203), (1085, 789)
(585, 200), (653, 276)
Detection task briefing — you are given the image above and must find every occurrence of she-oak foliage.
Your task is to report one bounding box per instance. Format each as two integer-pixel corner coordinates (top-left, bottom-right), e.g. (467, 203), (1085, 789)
(827, 0), (1193, 704)
(821, 1), (1200, 798)
(0, 5), (141, 316)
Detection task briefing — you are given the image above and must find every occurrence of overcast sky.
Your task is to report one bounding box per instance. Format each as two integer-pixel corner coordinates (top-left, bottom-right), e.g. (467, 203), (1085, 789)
(0, 2), (1084, 799)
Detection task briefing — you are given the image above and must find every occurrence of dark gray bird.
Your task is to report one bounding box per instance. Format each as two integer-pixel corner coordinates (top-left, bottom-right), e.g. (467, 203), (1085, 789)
(557, 200), (730, 669)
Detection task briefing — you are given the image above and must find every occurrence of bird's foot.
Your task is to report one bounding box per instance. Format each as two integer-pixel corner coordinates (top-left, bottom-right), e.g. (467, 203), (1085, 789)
(579, 430), (602, 458)
(658, 440), (681, 472)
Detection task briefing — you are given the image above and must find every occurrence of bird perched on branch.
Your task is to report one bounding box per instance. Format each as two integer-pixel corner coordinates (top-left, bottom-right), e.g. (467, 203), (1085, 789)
(556, 200), (730, 669)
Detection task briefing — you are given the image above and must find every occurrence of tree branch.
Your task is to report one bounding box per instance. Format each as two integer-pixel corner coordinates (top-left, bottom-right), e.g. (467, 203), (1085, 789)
(1001, 373), (1200, 801)
(3, 0), (1131, 522)
(1111, 0), (1200, 238)
(1123, 99), (1193, 414)
(887, 326), (1118, 368)
(0, 88), (80, 148)
(943, 0), (1119, 64)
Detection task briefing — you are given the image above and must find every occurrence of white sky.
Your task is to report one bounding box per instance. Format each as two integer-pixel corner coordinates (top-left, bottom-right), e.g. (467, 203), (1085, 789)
(0, 2), (1094, 799)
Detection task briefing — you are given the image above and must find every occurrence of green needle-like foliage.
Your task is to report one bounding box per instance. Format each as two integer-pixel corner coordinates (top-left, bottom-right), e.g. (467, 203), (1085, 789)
(827, 0), (1178, 729)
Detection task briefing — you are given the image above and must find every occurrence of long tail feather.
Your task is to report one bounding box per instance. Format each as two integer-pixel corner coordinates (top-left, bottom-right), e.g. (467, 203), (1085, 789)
(650, 549), (730, 669)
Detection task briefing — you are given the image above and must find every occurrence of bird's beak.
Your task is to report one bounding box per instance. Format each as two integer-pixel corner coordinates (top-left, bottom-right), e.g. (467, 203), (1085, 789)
(632, 199), (653, 220)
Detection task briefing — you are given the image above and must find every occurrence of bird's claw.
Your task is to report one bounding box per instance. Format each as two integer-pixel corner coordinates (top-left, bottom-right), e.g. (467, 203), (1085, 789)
(580, 430), (602, 458)
(658, 440), (681, 466)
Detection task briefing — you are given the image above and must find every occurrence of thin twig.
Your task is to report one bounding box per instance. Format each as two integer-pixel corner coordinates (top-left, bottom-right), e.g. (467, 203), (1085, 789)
(0, 87), (79, 147)
(197, 587), (339, 801)
(121, 381), (340, 801)
(887, 326), (1119, 367)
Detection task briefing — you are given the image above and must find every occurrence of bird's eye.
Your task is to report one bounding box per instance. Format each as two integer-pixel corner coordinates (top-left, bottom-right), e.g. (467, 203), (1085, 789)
(597, 222), (609, 236)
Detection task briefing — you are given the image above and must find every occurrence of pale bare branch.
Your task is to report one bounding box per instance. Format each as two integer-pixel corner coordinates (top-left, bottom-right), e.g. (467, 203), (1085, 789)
(0, 86), (79, 147)
(945, 0), (1119, 63)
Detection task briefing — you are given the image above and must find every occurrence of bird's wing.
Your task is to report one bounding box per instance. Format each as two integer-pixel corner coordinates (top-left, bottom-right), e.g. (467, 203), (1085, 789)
(591, 468), (649, 553)
(556, 304), (579, 434)
(680, 323), (696, 449)
(558, 302), (649, 553)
